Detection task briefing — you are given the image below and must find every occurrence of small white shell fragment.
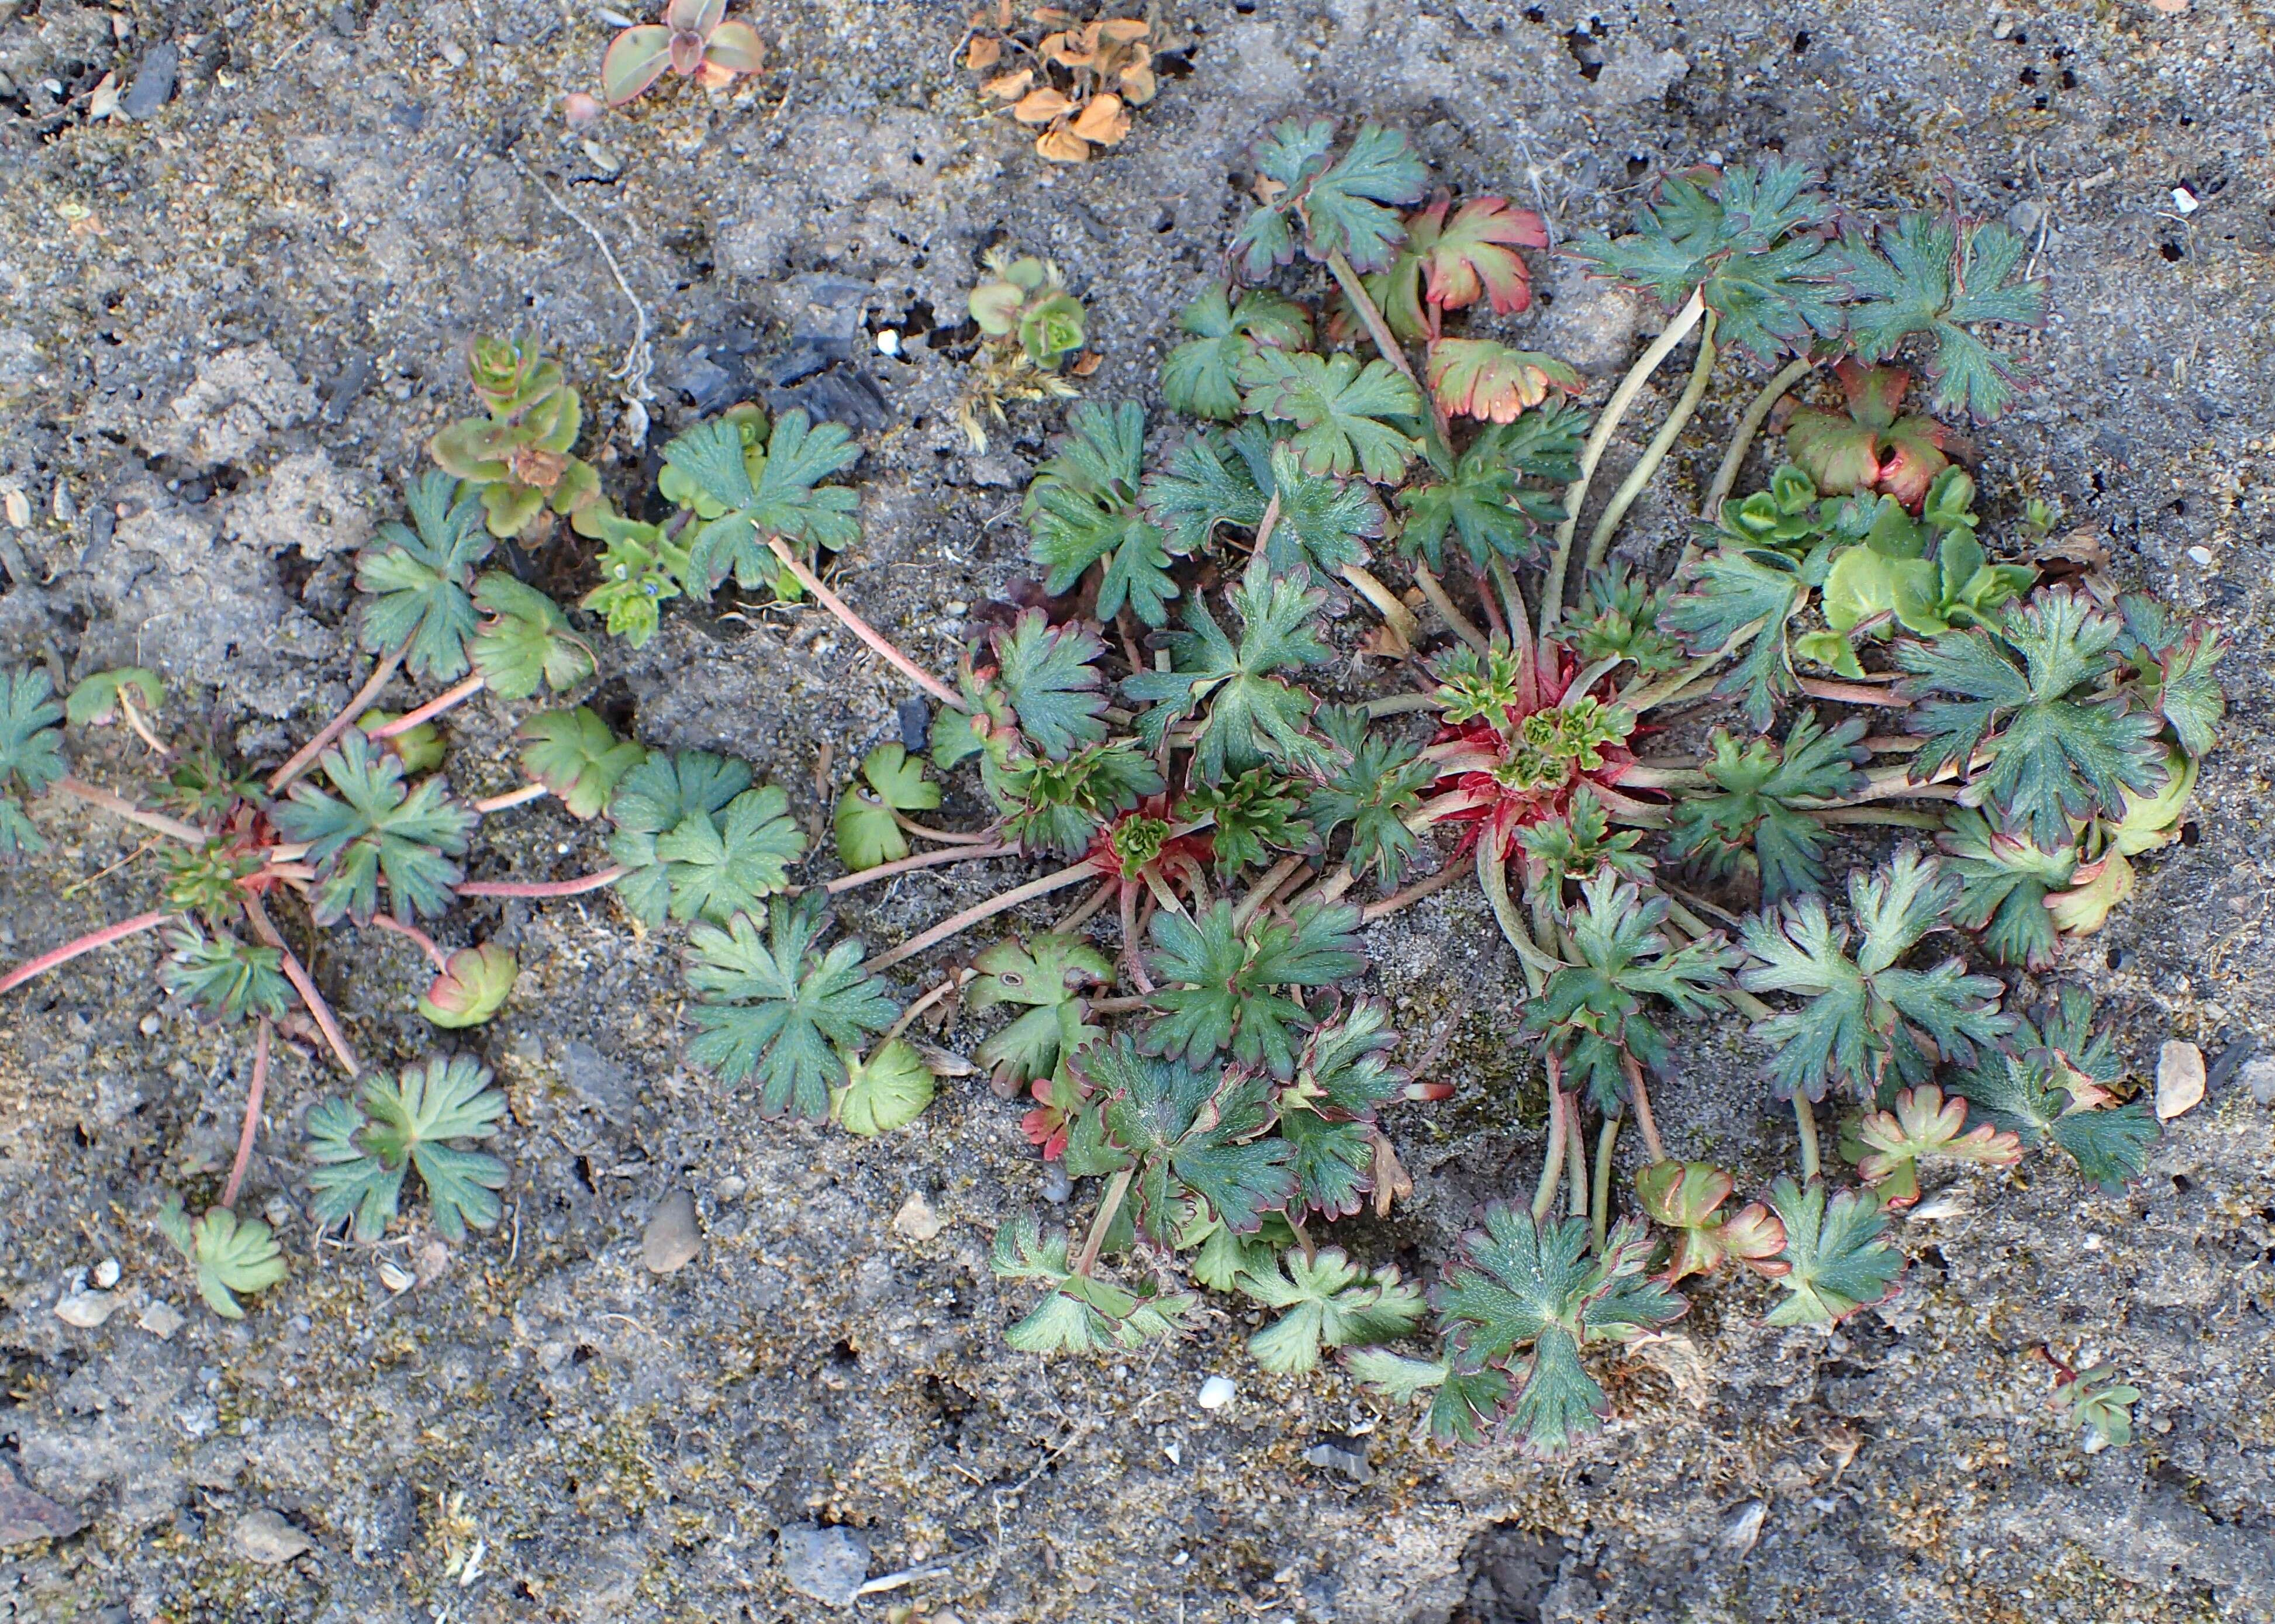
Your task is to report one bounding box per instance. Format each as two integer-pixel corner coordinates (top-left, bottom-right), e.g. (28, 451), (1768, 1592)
(1197, 1375), (1236, 1411)
(2186, 545), (2214, 565)
(2156, 1039), (2205, 1120)
(378, 1257), (416, 1294)
(94, 1258), (121, 1289)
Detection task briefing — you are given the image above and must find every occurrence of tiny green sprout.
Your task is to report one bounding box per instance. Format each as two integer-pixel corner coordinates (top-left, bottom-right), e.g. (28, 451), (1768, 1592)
(602, 0), (767, 107)
(959, 248), (1089, 452)
(830, 1039), (938, 1136)
(306, 1055), (510, 1242)
(582, 512), (692, 647)
(429, 338), (607, 541)
(2046, 1352), (2139, 1452)
(160, 842), (265, 922)
(417, 944), (519, 1029)
(156, 1194), (288, 1319)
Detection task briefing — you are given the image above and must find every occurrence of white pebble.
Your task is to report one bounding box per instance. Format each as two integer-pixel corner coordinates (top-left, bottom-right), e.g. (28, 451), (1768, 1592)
(2186, 545), (2214, 566)
(875, 329), (902, 357)
(2172, 187), (2198, 215)
(94, 1258), (120, 1289)
(2156, 1039), (2206, 1120)
(1197, 1375), (1235, 1411)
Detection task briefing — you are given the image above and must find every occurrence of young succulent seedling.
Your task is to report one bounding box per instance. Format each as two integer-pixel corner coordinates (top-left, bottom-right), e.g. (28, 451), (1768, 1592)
(2044, 1351), (2139, 1453)
(429, 338), (609, 540)
(602, 0), (767, 107)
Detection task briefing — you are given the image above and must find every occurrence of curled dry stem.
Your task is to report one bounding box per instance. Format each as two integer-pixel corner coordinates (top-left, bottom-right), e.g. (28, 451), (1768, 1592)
(1582, 309), (1720, 579)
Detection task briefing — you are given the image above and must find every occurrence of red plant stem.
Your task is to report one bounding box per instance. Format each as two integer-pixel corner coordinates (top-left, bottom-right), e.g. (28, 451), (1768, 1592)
(823, 842), (1013, 895)
(368, 912), (452, 974)
(1621, 1049), (1668, 1165)
(1118, 882), (1154, 995)
(457, 865), (629, 900)
(1794, 1092), (1821, 1181)
(1359, 859), (1466, 923)
(1089, 994), (1151, 1017)
(766, 537), (964, 710)
(472, 783), (551, 814)
(864, 861), (1099, 974)
(892, 810), (995, 845)
(1797, 678), (1911, 707)
(1471, 566), (1508, 642)
(367, 673), (486, 739)
(1073, 1166), (1135, 1278)
(0, 909), (172, 996)
(51, 777), (212, 845)
(1049, 879), (1114, 935)
(221, 1018), (271, 1210)
(241, 899), (359, 1078)
(267, 642), (408, 794)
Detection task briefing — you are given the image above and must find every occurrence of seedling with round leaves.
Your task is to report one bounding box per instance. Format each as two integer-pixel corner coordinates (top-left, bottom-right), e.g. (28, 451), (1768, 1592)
(602, 0), (766, 107)
(429, 338), (608, 541)
(156, 1194), (288, 1319)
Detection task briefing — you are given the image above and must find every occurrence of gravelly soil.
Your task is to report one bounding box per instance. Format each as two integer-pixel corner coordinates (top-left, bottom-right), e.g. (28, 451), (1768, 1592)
(1, 1), (2271, 1620)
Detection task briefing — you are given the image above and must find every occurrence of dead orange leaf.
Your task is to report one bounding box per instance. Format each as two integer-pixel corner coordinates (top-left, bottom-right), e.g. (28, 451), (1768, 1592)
(1069, 351), (1103, 377)
(1099, 18), (1151, 44)
(993, 0), (1013, 25)
(1118, 62), (1157, 105)
(983, 67), (1034, 99)
(1069, 92), (1130, 146)
(1034, 6), (1074, 21)
(965, 35), (1002, 70)
(2148, 0), (2188, 12)
(1012, 87), (1075, 124)
(1035, 123), (1090, 163)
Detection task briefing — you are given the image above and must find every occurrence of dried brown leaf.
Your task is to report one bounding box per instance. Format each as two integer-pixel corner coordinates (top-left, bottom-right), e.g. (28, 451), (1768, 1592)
(1012, 87), (1075, 123)
(1118, 61), (1158, 104)
(965, 35), (1002, 71)
(983, 67), (1035, 99)
(1069, 92), (1130, 146)
(1035, 123), (1090, 163)
(1069, 351), (1103, 377)
(1099, 18), (1152, 44)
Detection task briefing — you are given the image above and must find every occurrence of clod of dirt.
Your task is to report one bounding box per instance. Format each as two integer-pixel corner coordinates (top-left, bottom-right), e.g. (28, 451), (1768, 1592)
(229, 1509), (312, 1566)
(893, 1189), (944, 1241)
(779, 1521), (871, 1607)
(0, 1468), (84, 1547)
(2156, 1038), (2206, 1119)
(642, 1188), (703, 1273)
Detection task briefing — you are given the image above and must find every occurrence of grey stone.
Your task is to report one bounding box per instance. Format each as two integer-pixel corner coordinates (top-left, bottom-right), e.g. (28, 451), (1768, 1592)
(642, 1189), (701, 1274)
(562, 1040), (635, 1119)
(231, 1508), (312, 1565)
(122, 44), (178, 119)
(1302, 1435), (1373, 1484)
(2241, 1056), (2275, 1107)
(0, 1466), (84, 1546)
(778, 1522), (869, 1607)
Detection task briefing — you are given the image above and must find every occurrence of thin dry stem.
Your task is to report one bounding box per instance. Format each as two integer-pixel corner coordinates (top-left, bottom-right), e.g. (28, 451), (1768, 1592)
(367, 673), (485, 740)
(241, 898), (360, 1077)
(368, 912), (453, 974)
(51, 776), (212, 845)
(222, 1019), (272, 1210)
(0, 909), (172, 996)
(267, 642), (407, 794)
(767, 537), (963, 709)
(1359, 859), (1465, 922)
(457, 865), (629, 900)
(1412, 562), (1489, 653)
(1582, 309), (1718, 578)
(824, 842), (1013, 896)
(863, 860), (1097, 973)
(472, 783), (552, 815)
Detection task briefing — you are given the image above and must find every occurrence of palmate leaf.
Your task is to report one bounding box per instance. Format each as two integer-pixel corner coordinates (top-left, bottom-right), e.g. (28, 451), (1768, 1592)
(971, 933), (1111, 1093)
(1307, 704), (1435, 886)
(2116, 594), (2225, 759)
(684, 894), (898, 1121)
(651, 782), (807, 924)
(1231, 119), (1430, 279)
(470, 573), (594, 700)
(1662, 547), (1806, 727)
(355, 471), (494, 682)
(830, 1038), (937, 1136)
(606, 748), (754, 923)
(1158, 288), (1314, 421)
(1951, 987), (2156, 1193)
(1176, 765), (1312, 877)
(1839, 213), (2049, 421)
(1278, 998), (1417, 1218)
(990, 610), (1110, 759)
(1738, 848), (2010, 1103)
(1525, 872), (1738, 1112)
(1237, 349), (1420, 483)
(1347, 192), (1546, 343)
(1424, 340), (1577, 425)
(1432, 1207), (1684, 1453)
(416, 943), (518, 1030)
(1080, 1036), (1298, 1241)
(1760, 1176), (1903, 1326)
(1024, 402), (1180, 626)
(1896, 588), (2163, 847)
(1852, 1083), (2022, 1206)
(1394, 403), (1586, 571)
(158, 924), (289, 1025)
(1666, 712), (1868, 903)
(65, 666), (163, 727)
(1123, 553), (1337, 785)
(1236, 1248), (1426, 1374)
(1936, 806), (2077, 970)
(1515, 786), (1655, 899)
(1567, 160), (1846, 364)
(1570, 565), (1683, 677)
(668, 411), (863, 589)
(517, 707), (644, 820)
(1341, 1348), (1514, 1445)
(306, 1055), (509, 1242)
(156, 1195), (287, 1320)
(1229, 116), (1338, 281)
(272, 730), (474, 925)
(833, 742), (942, 869)
(1142, 423), (1385, 583)
(1634, 1160), (1788, 1285)
(1141, 899), (1363, 1080)
(0, 669), (62, 846)
(991, 1211), (1199, 1354)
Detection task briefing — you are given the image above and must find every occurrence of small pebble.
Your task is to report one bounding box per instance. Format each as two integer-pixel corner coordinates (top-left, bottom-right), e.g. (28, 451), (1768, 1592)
(779, 1522), (871, 1607)
(438, 39), (468, 67)
(139, 1301), (185, 1340)
(1040, 1165), (1072, 1204)
(2186, 545), (2215, 565)
(54, 1290), (118, 1329)
(2172, 186), (2199, 215)
(1302, 1434), (1372, 1483)
(1197, 1375), (1236, 1411)
(892, 1190), (943, 1241)
(231, 1509), (312, 1566)
(2238, 1056), (2275, 1108)
(2156, 1039), (2205, 1120)
(714, 1174), (748, 1203)
(643, 1188), (703, 1274)
(875, 329), (902, 357)
(896, 695), (931, 753)
(139, 1013), (161, 1036)
(94, 1258), (120, 1289)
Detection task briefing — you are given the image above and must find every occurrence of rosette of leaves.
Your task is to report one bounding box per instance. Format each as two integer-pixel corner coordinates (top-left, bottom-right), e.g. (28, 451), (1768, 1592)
(1393, 403), (1585, 572)
(1141, 421), (1386, 585)
(1523, 872), (1738, 1112)
(517, 708), (645, 820)
(428, 338), (605, 540)
(0, 667), (65, 858)
(160, 841), (264, 920)
(1803, 472), (2037, 656)
(416, 944), (518, 1030)
(602, 0), (767, 107)
(1779, 361), (1963, 510)
(990, 1210), (1198, 1354)
(1738, 847), (2011, 1104)
(1566, 160), (1846, 364)
(156, 1195), (287, 1319)
(1274, 998), (1441, 1219)
(1175, 766), (1312, 879)
(683, 893), (897, 1121)
(158, 924), (289, 1024)
(470, 573), (596, 699)
(993, 741), (1163, 858)
(605, 749), (806, 926)
(272, 730), (475, 925)
(1949, 987), (2156, 1192)
(354, 472), (494, 682)
(1023, 402), (1180, 626)
(1230, 119), (1430, 284)
(1513, 786), (1653, 904)
(658, 408), (862, 592)
(1896, 587), (2164, 846)
(968, 5), (1162, 164)
(1633, 1161), (1787, 1286)
(1141, 897), (1364, 1080)
(1568, 565), (1682, 677)
(1845, 1082), (2021, 1208)
(1306, 704), (1435, 886)
(968, 249), (1088, 370)
(2050, 1359), (2139, 1453)
(1428, 1206), (1685, 1452)
(1071, 1036), (1298, 1243)
(834, 744), (941, 870)
(1759, 1175), (1903, 1326)
(1159, 288), (1313, 421)
(306, 1055), (510, 1242)
(1837, 211), (2049, 421)
(1236, 1247), (1425, 1374)
(1124, 553), (1337, 784)
(581, 512), (692, 648)
(1665, 711), (1868, 904)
